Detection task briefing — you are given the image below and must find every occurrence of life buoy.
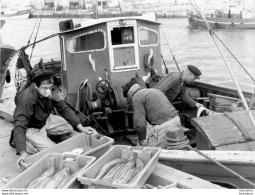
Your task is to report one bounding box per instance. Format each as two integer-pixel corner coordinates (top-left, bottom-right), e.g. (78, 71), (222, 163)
(231, 22), (235, 27)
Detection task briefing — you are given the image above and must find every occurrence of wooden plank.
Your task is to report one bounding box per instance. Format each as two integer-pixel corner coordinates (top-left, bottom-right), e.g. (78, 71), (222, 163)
(153, 163), (224, 189)
(191, 110), (255, 148)
(191, 81), (253, 99)
(216, 141), (255, 151)
(159, 150), (255, 189)
(0, 102), (14, 122)
(159, 150), (255, 164)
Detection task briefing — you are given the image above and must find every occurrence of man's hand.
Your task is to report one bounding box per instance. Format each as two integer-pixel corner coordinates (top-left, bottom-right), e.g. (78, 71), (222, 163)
(77, 124), (97, 135)
(137, 139), (147, 146)
(195, 102), (204, 109)
(17, 151), (31, 171)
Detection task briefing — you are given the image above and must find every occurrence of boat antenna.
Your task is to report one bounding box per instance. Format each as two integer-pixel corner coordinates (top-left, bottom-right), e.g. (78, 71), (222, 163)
(30, 0), (47, 60)
(147, 0), (179, 73)
(117, 0), (123, 16)
(189, 0), (255, 130)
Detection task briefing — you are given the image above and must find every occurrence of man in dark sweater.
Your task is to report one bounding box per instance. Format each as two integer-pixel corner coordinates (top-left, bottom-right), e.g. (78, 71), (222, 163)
(13, 70), (94, 168)
(123, 79), (182, 148)
(155, 65), (204, 109)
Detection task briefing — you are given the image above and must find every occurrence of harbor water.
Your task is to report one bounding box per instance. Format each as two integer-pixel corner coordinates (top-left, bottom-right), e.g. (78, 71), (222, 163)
(1, 17), (255, 92)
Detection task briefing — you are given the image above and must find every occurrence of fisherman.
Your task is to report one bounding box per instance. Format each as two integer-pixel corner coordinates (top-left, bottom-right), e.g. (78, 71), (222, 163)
(155, 65), (204, 109)
(13, 70), (94, 168)
(123, 78), (183, 148)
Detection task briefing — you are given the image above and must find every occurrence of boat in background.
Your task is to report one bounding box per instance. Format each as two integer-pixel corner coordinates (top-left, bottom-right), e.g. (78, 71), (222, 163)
(1, 8), (31, 19)
(187, 3), (255, 29)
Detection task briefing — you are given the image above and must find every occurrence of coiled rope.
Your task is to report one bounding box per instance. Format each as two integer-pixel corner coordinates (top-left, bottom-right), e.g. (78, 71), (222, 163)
(163, 135), (189, 150)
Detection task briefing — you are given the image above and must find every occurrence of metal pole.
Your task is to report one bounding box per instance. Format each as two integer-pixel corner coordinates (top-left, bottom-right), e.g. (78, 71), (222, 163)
(190, 0), (255, 130)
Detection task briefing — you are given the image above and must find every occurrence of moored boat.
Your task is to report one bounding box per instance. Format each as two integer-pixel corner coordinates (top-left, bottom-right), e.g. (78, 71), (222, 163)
(1, 9), (31, 19)
(1, 3), (255, 188)
(0, 20), (17, 99)
(187, 11), (255, 29)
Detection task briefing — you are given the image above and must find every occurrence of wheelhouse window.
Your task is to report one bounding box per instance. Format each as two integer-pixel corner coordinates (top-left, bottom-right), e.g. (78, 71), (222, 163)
(67, 30), (106, 53)
(108, 23), (139, 72)
(111, 27), (134, 45)
(139, 26), (159, 47)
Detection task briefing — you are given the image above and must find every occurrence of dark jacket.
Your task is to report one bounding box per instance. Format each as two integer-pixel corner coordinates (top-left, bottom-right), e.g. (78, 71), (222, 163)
(132, 88), (178, 140)
(13, 84), (80, 154)
(155, 71), (196, 108)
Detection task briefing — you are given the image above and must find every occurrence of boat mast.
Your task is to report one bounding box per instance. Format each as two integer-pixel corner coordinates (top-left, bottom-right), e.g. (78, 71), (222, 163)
(93, 0), (98, 19)
(189, 0), (255, 131)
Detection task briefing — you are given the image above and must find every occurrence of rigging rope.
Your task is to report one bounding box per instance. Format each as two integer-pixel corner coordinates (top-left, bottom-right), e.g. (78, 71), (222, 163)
(189, 0), (255, 131)
(117, 0), (123, 16)
(23, 33), (59, 50)
(30, 0), (47, 60)
(160, 28), (180, 72)
(148, 0), (179, 73)
(27, 15), (40, 46)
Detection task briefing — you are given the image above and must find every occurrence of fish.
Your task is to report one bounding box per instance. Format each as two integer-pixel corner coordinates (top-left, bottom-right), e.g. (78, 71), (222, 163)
(27, 166), (56, 189)
(95, 158), (127, 180)
(42, 167), (71, 189)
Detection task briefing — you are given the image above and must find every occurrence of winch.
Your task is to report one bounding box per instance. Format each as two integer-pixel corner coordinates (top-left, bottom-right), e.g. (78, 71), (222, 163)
(79, 79), (135, 137)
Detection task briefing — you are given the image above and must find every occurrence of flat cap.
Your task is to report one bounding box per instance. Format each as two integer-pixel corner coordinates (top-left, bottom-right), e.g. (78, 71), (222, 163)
(123, 80), (138, 97)
(188, 65), (202, 79)
(31, 70), (53, 83)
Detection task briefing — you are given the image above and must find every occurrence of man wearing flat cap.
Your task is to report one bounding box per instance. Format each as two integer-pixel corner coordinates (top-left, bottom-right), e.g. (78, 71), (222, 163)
(123, 79), (183, 147)
(13, 70), (95, 169)
(155, 65), (204, 109)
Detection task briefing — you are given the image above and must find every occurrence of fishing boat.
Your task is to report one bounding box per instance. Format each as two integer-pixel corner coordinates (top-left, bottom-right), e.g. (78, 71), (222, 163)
(1, 1), (255, 189)
(1, 8), (31, 19)
(0, 20), (17, 100)
(187, 1), (255, 29)
(187, 11), (255, 29)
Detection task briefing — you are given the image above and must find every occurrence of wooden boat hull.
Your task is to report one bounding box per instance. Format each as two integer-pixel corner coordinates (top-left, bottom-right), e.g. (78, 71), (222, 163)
(159, 150), (255, 189)
(187, 12), (255, 29)
(0, 45), (16, 99)
(185, 81), (255, 151)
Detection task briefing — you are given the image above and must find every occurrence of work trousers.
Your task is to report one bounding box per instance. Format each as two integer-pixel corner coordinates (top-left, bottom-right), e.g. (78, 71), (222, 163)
(25, 114), (78, 154)
(144, 115), (182, 148)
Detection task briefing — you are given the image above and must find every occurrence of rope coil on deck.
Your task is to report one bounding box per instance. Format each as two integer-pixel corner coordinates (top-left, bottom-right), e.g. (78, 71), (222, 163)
(163, 135), (189, 150)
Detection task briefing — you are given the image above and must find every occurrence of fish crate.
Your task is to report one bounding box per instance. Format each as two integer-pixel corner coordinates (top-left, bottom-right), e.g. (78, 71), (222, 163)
(25, 131), (114, 165)
(207, 93), (240, 112)
(142, 174), (178, 189)
(77, 145), (162, 189)
(4, 153), (96, 189)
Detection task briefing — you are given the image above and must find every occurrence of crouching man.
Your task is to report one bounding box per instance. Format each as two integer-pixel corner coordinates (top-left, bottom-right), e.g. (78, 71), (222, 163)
(123, 79), (183, 148)
(13, 70), (94, 168)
